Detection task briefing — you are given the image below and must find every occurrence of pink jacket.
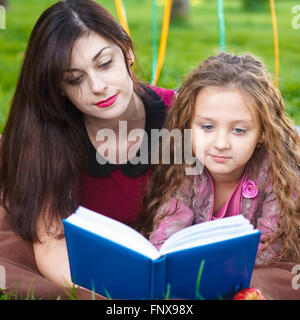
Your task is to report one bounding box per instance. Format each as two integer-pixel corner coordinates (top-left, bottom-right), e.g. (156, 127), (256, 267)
(149, 149), (284, 265)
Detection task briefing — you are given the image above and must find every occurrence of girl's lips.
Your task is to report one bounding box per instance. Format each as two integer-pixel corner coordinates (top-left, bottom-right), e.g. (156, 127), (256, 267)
(210, 155), (231, 163)
(96, 93), (118, 108)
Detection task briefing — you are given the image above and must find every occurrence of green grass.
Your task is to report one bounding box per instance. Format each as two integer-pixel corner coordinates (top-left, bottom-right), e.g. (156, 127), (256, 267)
(0, 282), (94, 300)
(0, 0), (299, 133)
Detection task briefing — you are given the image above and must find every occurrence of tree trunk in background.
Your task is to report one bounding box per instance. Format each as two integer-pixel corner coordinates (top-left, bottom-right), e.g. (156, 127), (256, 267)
(171, 0), (189, 20)
(0, 0), (7, 8)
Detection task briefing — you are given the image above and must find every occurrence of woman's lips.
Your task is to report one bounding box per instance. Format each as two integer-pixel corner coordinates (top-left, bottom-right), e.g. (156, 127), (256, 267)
(210, 155), (231, 163)
(96, 93), (118, 108)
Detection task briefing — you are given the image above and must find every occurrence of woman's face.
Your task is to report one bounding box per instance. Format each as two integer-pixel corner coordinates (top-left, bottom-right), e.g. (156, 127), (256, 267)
(62, 31), (134, 121)
(190, 86), (263, 182)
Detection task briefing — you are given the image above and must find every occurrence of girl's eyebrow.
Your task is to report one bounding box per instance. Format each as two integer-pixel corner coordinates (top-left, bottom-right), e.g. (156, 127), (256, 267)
(195, 116), (214, 122)
(195, 115), (254, 124)
(64, 46), (111, 73)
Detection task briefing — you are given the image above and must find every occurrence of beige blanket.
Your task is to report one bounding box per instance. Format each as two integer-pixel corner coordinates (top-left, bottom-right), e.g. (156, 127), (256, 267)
(0, 206), (105, 300)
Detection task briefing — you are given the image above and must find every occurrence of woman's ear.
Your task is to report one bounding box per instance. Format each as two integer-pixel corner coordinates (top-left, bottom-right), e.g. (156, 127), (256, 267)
(127, 49), (135, 66)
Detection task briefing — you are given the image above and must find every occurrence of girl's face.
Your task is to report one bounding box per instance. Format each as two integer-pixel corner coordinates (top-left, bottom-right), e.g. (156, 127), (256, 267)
(191, 86), (263, 182)
(61, 31), (134, 121)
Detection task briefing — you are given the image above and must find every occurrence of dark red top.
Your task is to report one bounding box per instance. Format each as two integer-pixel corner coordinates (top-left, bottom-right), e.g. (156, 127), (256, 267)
(77, 86), (175, 225)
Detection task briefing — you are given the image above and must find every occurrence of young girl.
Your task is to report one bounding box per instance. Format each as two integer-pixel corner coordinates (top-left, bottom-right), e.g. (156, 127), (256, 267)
(139, 52), (300, 265)
(0, 0), (174, 291)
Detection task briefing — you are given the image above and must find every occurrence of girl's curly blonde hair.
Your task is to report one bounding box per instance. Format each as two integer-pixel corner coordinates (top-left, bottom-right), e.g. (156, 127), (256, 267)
(138, 52), (300, 263)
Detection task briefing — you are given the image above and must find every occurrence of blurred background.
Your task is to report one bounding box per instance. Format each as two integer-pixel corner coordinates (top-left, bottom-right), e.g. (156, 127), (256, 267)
(0, 0), (299, 132)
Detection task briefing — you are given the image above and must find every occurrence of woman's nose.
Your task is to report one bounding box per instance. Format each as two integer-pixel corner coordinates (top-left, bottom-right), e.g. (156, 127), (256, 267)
(89, 72), (108, 94)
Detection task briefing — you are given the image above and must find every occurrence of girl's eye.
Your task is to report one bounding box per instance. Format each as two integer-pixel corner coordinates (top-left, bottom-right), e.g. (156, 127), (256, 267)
(233, 128), (246, 134)
(201, 125), (214, 131)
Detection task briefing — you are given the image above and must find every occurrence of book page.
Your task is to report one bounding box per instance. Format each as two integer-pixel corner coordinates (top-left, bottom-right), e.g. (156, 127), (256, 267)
(161, 215), (249, 249)
(66, 206), (160, 260)
(159, 215), (258, 256)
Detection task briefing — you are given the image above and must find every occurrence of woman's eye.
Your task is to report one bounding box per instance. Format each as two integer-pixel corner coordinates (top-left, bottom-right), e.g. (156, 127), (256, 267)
(67, 76), (83, 86)
(201, 125), (214, 131)
(233, 128), (246, 134)
(99, 59), (113, 69)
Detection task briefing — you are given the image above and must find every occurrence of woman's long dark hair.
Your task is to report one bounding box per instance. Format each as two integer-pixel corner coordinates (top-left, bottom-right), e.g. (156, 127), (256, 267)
(0, 0), (143, 242)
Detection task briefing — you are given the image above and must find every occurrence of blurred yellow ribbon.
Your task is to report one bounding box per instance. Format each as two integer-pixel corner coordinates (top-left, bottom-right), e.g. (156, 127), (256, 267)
(270, 0), (279, 88)
(114, 0), (130, 36)
(152, 0), (172, 86)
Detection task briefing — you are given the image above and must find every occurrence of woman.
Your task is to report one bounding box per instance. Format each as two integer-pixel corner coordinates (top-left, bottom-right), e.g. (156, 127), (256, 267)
(0, 0), (175, 292)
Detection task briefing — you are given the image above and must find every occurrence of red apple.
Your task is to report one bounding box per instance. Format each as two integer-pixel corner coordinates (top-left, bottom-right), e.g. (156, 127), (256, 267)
(233, 288), (267, 300)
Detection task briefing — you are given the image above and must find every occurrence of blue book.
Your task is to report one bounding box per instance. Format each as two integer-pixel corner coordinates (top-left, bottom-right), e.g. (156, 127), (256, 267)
(63, 206), (261, 300)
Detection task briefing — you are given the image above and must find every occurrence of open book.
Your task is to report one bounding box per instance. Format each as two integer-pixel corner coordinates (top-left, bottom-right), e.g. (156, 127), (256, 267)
(63, 206), (261, 300)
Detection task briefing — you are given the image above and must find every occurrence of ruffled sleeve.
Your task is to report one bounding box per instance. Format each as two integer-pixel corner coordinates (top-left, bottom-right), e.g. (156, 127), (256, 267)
(148, 86), (176, 111)
(149, 198), (194, 249)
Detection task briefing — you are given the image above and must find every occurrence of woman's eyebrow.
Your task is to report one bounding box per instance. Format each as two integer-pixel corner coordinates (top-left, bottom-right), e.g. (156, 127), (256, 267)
(65, 46), (111, 73)
(92, 46), (111, 62)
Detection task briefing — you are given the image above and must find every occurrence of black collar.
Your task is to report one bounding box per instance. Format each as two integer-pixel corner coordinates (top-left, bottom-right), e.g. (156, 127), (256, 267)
(82, 86), (168, 177)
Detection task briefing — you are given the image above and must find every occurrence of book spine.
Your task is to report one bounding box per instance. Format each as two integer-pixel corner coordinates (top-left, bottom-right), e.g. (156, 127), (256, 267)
(150, 255), (167, 299)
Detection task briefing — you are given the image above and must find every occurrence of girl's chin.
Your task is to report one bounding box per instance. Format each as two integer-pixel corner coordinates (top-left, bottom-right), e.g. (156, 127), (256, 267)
(205, 163), (247, 182)
(206, 169), (232, 176)
(204, 162), (234, 176)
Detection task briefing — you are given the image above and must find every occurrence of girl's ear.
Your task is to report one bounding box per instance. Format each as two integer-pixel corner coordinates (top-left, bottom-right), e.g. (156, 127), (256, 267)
(256, 132), (264, 149)
(258, 131), (264, 144)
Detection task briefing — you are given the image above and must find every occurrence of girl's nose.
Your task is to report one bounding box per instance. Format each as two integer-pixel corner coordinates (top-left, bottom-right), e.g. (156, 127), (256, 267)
(214, 130), (230, 150)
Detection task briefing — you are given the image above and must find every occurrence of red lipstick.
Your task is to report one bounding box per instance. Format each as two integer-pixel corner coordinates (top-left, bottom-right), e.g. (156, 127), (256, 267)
(96, 93), (118, 108)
